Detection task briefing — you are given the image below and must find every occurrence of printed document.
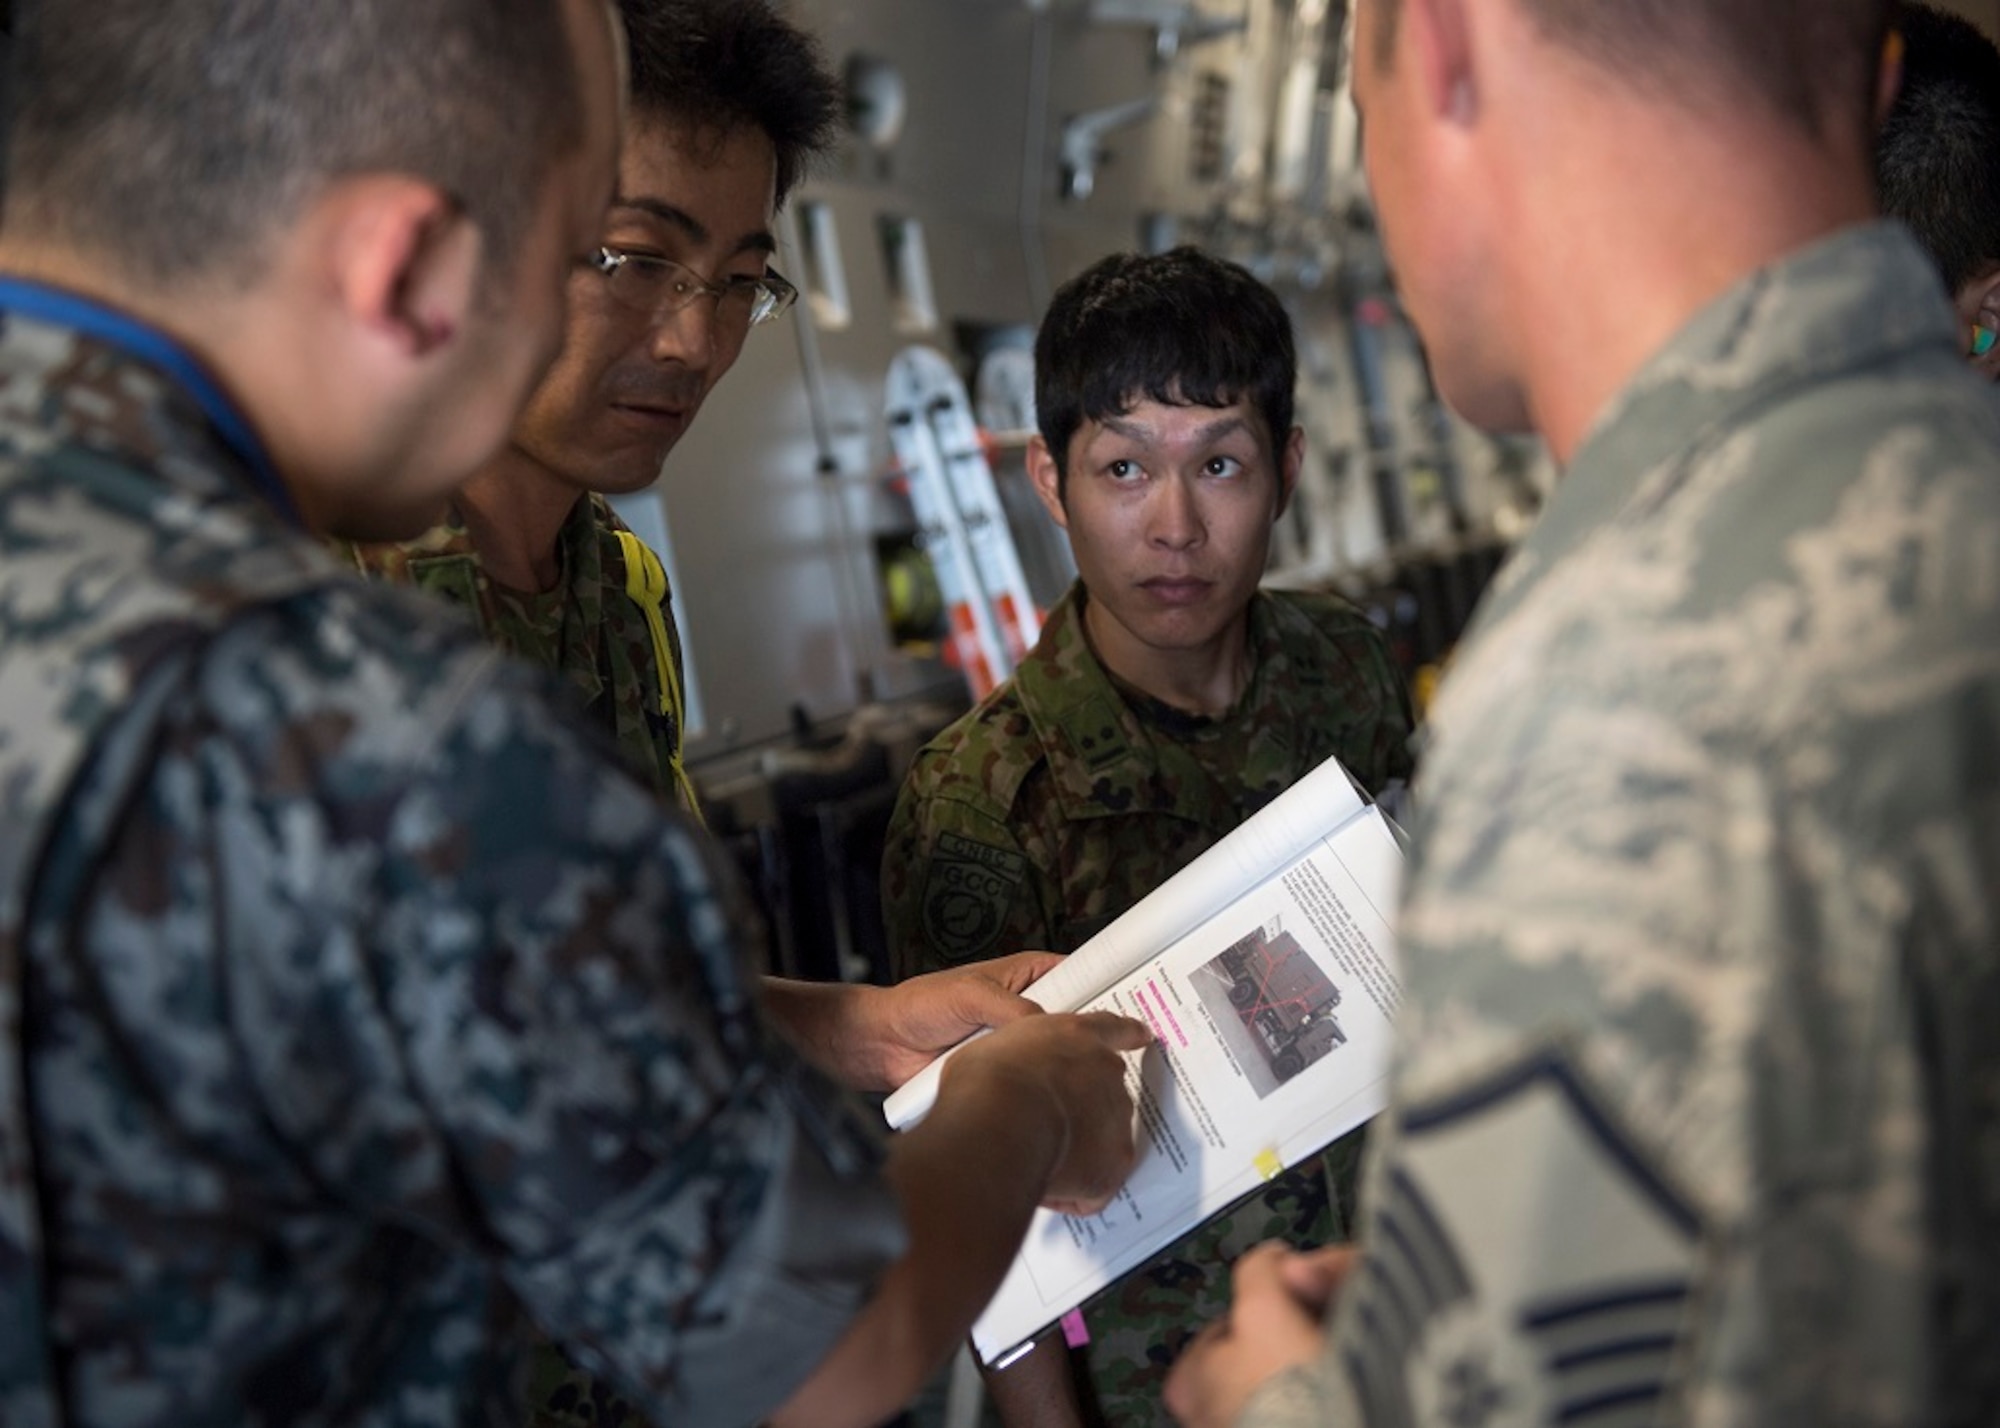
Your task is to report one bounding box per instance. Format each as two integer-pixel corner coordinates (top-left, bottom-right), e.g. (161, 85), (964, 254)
(881, 755), (1404, 1363)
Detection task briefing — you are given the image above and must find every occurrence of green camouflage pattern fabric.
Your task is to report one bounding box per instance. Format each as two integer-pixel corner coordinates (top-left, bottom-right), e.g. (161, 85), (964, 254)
(1243, 224), (2000, 1428)
(341, 494), (695, 811)
(884, 585), (1414, 979)
(1067, 1128), (1368, 1427)
(0, 296), (905, 1428)
(884, 582), (1414, 1426)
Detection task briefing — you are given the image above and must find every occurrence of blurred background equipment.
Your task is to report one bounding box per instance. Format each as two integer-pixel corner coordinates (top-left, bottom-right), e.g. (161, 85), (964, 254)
(604, 0), (1563, 1005)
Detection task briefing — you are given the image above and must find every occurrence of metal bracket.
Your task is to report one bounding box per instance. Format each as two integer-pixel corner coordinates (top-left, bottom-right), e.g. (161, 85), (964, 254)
(1088, 0), (1248, 63)
(1058, 95), (1159, 201)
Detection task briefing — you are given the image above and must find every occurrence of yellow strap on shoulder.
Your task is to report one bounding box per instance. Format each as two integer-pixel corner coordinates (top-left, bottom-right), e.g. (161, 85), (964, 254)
(615, 529), (704, 824)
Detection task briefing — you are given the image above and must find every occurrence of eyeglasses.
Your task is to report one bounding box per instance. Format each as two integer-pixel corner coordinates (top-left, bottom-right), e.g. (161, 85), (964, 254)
(587, 246), (798, 330)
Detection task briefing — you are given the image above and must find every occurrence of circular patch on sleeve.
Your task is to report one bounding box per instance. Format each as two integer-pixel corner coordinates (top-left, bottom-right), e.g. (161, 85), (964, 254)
(919, 830), (1030, 964)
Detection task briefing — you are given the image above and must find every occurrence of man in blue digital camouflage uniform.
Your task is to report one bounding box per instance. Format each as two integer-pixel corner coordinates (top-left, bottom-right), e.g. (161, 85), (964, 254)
(0, 4), (1149, 1427)
(884, 248), (1415, 1428)
(1167, 0), (2000, 1425)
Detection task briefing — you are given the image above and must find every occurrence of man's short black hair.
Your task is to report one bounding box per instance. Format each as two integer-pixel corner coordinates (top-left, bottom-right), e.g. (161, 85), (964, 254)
(1034, 247), (1296, 494)
(618, 0), (842, 206)
(1370, 0), (1893, 141)
(1877, 2), (2000, 295)
(5, 0), (583, 286)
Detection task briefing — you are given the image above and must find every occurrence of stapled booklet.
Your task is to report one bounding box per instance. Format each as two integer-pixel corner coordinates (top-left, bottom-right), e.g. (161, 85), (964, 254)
(881, 754), (1405, 1364)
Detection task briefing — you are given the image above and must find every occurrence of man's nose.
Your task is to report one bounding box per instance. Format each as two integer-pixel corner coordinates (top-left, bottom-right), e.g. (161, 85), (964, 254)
(1148, 474), (1204, 550)
(648, 294), (718, 370)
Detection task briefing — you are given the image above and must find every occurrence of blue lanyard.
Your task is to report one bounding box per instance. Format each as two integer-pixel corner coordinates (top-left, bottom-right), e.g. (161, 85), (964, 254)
(0, 277), (303, 528)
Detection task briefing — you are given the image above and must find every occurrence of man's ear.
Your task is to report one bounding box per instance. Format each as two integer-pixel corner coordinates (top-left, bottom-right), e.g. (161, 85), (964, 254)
(1408, 0), (1477, 125)
(1027, 434), (1071, 530)
(1274, 425), (1304, 520)
(1876, 27), (1906, 128)
(321, 175), (484, 361)
(1962, 266), (2000, 380)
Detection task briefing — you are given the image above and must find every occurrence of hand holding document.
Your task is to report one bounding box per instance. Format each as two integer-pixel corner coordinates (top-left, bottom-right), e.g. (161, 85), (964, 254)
(883, 755), (1371, 1129)
(881, 753), (1406, 1362)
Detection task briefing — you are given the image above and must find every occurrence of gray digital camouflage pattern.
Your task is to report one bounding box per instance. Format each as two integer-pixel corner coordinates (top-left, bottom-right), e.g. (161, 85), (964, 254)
(884, 582), (1413, 1426)
(0, 293), (904, 1428)
(1241, 224), (2000, 1428)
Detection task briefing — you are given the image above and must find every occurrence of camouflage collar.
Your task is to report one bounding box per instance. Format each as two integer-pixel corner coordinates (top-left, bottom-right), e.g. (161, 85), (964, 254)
(374, 495), (611, 686)
(1008, 584), (1315, 830)
(1552, 223), (1959, 554)
(0, 278), (297, 529)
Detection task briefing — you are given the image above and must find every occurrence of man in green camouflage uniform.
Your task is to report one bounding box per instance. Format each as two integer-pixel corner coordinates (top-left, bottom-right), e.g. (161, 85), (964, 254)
(884, 249), (1415, 1427)
(0, 6), (1155, 1427)
(1167, 1), (2000, 1425)
(345, 496), (698, 814)
(345, 0), (841, 816)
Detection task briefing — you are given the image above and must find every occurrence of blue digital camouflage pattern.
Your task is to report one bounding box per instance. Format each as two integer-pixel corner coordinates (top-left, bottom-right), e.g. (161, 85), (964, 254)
(885, 582), (1414, 1427)
(1241, 226), (2000, 1427)
(342, 491), (706, 1428)
(0, 289), (905, 1428)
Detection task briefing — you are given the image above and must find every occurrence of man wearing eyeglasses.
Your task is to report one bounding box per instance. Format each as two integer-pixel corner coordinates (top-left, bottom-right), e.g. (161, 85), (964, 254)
(345, 0), (823, 813)
(349, 4), (845, 1424)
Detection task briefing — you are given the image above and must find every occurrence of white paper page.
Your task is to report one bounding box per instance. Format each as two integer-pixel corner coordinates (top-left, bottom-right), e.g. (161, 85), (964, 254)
(971, 807), (1404, 1362)
(883, 755), (1368, 1129)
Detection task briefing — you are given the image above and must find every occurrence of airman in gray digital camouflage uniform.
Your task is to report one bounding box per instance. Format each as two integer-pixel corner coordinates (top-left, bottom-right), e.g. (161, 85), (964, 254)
(884, 248), (1415, 1428)
(1166, 1), (2000, 1426)
(0, 4), (1151, 1427)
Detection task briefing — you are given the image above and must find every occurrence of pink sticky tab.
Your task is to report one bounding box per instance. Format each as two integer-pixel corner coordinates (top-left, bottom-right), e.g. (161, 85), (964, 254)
(1060, 1309), (1091, 1348)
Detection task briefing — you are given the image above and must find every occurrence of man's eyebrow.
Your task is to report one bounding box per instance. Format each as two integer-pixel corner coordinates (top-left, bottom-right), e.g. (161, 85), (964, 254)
(1099, 411), (1254, 444)
(610, 196), (777, 257)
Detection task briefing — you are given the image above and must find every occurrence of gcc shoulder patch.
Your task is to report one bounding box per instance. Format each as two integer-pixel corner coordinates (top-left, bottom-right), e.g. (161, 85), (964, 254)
(920, 830), (1030, 964)
(1339, 1048), (1707, 1428)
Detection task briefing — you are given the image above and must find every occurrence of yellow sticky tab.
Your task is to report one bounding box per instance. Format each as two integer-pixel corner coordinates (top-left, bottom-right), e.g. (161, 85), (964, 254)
(1254, 1148), (1285, 1182)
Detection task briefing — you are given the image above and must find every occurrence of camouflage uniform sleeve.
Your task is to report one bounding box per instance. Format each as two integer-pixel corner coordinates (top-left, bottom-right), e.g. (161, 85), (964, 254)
(201, 612), (904, 1426)
(1284, 592), (1418, 798)
(1353, 622), (1417, 791)
(1257, 753), (1934, 1428)
(881, 746), (1055, 983)
(1323, 610), (1418, 795)
(1259, 619), (1995, 1424)
(1236, 1356), (1362, 1428)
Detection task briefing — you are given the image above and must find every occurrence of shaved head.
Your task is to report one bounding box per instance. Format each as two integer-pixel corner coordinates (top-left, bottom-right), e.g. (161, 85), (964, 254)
(1369, 0), (1891, 138)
